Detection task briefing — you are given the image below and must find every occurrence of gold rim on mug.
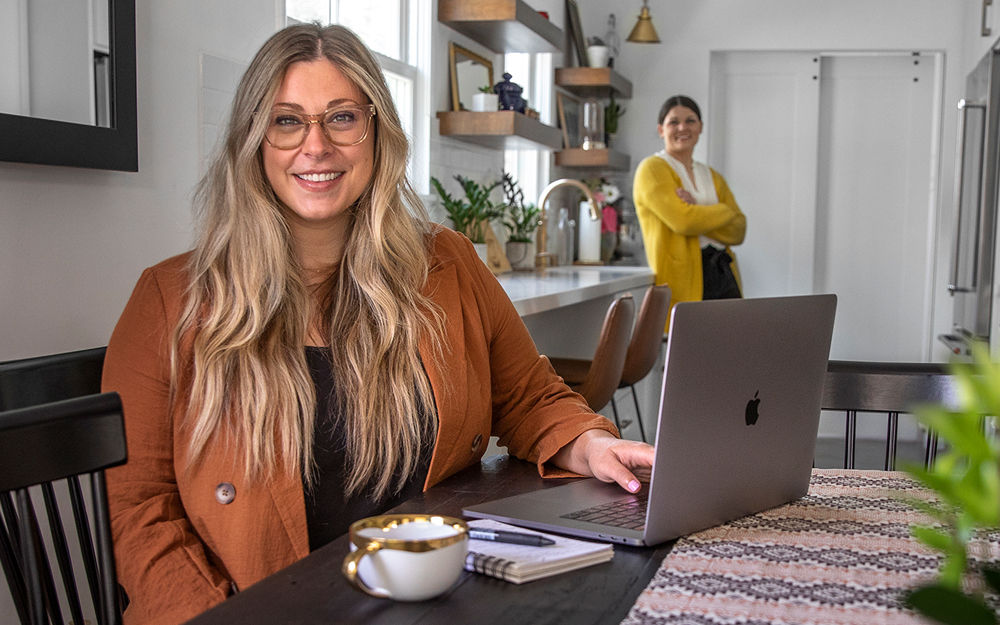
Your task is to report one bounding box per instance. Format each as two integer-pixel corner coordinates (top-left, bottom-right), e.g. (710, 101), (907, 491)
(347, 514), (468, 553)
(343, 514), (469, 599)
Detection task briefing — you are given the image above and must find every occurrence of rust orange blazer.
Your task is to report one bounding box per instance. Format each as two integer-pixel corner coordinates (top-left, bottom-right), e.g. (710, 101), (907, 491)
(103, 227), (616, 625)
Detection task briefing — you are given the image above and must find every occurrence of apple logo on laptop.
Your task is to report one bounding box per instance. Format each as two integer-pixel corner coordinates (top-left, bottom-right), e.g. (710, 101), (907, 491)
(745, 390), (760, 425)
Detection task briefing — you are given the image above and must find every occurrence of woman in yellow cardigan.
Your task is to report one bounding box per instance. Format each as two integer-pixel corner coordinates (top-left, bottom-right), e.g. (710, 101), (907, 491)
(633, 95), (746, 328)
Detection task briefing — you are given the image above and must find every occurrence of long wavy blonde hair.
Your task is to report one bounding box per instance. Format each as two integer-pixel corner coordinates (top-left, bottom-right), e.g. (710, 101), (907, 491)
(173, 23), (443, 499)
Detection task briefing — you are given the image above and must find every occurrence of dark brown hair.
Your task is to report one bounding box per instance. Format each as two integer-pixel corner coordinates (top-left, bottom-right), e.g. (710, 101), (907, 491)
(658, 95), (701, 124)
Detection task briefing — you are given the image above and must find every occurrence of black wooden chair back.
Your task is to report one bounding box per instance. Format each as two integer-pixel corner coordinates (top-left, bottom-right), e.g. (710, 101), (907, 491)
(822, 360), (960, 470)
(0, 348), (125, 625)
(0, 347), (106, 412)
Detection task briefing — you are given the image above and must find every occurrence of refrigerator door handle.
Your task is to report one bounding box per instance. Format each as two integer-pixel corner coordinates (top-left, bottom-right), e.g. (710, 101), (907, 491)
(949, 99), (987, 294)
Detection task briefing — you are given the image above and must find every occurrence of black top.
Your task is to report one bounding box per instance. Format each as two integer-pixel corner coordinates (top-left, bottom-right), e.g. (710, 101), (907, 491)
(302, 346), (432, 550)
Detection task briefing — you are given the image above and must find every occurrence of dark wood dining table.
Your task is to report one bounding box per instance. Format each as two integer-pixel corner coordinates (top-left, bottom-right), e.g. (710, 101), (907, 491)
(187, 455), (674, 625)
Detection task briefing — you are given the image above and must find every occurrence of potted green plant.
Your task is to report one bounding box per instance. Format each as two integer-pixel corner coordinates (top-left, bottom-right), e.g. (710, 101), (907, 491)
(472, 85), (499, 112)
(430, 175), (504, 263)
(604, 93), (626, 149)
(500, 172), (541, 270)
(903, 343), (1000, 624)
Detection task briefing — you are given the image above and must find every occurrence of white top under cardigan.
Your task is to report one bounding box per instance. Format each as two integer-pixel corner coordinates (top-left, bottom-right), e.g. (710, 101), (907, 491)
(655, 150), (724, 250)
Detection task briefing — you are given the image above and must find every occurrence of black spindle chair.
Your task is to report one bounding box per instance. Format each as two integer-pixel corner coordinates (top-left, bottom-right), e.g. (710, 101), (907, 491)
(822, 360), (961, 470)
(0, 348), (125, 625)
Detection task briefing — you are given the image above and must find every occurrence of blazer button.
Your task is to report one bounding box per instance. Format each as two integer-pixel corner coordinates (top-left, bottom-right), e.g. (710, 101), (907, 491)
(471, 433), (483, 454)
(215, 482), (236, 505)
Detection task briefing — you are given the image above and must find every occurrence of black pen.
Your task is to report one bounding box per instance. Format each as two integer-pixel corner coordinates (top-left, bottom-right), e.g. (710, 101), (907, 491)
(468, 529), (556, 546)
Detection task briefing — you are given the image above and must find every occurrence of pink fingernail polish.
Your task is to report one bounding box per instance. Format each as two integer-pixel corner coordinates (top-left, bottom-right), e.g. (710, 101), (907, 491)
(628, 480), (640, 492)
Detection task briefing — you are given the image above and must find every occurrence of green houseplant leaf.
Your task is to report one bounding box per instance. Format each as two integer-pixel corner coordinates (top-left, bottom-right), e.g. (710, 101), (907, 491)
(500, 171), (540, 243)
(430, 176), (473, 237)
(456, 175), (503, 244)
(903, 342), (1000, 621)
(906, 585), (998, 625)
(604, 93), (626, 135)
(431, 175), (503, 244)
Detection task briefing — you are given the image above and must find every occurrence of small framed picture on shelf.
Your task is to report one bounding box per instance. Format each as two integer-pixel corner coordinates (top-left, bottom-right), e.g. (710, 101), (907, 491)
(565, 0), (588, 68)
(556, 90), (580, 149)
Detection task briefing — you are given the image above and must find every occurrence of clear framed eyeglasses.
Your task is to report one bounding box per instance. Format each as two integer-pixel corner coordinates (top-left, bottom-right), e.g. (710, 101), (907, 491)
(264, 104), (377, 149)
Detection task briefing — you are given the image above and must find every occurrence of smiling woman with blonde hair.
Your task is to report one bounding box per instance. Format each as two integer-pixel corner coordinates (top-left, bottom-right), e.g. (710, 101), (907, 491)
(180, 22), (438, 503)
(103, 23), (653, 625)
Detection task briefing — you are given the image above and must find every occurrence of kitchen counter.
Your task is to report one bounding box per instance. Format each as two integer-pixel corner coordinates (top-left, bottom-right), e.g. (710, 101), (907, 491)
(496, 265), (655, 317)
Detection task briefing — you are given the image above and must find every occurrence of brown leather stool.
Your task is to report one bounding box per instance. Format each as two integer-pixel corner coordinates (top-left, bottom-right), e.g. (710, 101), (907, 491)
(610, 285), (672, 442)
(549, 294), (635, 415)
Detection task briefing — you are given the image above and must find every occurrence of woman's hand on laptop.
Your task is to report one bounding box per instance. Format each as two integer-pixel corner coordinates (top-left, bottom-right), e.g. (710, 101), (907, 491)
(551, 430), (655, 493)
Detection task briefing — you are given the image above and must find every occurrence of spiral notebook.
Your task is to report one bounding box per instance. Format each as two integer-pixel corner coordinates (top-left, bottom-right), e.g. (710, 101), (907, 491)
(464, 520), (613, 584)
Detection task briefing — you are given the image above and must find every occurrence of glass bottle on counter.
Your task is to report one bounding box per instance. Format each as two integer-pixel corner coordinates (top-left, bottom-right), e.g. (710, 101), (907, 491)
(567, 218), (576, 265)
(556, 207), (570, 266)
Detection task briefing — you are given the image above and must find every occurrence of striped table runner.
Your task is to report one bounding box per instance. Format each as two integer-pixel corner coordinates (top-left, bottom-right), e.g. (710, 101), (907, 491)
(621, 469), (998, 625)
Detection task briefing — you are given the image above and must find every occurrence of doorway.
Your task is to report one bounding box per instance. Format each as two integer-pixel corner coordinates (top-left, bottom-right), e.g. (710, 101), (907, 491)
(708, 50), (941, 362)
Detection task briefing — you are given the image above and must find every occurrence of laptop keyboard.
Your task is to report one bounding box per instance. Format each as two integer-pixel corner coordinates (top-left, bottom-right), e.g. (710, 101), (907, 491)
(560, 492), (649, 531)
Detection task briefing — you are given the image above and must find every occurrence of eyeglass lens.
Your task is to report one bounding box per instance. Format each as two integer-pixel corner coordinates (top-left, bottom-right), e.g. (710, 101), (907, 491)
(265, 106), (373, 149)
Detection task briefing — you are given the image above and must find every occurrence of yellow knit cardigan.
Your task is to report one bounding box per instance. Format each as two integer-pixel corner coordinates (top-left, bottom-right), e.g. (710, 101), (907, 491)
(633, 154), (746, 329)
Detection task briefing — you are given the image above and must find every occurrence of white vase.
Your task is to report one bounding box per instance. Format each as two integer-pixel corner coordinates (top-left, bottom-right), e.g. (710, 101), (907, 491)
(471, 93), (499, 112)
(587, 45), (609, 68)
(505, 241), (535, 270)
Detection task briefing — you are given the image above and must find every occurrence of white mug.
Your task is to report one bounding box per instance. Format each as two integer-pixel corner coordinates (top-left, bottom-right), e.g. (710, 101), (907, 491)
(342, 514), (469, 601)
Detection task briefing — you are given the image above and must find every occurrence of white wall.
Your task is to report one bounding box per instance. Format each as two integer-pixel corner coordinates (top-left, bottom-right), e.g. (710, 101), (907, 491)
(576, 0), (989, 364)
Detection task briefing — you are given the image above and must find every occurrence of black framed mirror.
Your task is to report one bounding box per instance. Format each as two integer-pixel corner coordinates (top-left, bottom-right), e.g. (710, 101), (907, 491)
(0, 0), (138, 172)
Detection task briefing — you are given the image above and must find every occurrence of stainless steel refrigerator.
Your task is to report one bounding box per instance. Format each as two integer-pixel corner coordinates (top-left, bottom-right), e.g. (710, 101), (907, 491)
(942, 48), (1000, 355)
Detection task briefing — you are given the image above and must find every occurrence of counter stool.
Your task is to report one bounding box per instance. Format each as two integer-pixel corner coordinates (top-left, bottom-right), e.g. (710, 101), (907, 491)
(609, 285), (672, 443)
(549, 294), (635, 415)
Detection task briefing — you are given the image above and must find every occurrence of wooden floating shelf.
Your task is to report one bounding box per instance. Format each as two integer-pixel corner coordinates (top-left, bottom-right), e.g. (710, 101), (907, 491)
(437, 111), (563, 151)
(554, 68), (633, 99)
(554, 148), (631, 171)
(438, 0), (563, 54)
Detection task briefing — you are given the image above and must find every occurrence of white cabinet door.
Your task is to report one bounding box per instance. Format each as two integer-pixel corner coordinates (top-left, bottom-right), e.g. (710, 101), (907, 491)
(709, 51), (939, 362)
(708, 52), (820, 299)
(815, 54), (937, 361)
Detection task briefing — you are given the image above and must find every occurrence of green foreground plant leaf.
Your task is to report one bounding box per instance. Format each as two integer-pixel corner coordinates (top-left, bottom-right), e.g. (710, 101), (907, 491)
(905, 585), (997, 625)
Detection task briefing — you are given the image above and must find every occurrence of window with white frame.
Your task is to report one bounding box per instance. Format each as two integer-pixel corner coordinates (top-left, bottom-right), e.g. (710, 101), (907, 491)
(503, 52), (554, 208)
(285, 0), (430, 192)
(287, 0), (405, 61)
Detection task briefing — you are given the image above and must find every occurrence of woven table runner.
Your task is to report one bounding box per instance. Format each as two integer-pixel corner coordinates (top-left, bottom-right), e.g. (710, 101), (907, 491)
(620, 469), (998, 625)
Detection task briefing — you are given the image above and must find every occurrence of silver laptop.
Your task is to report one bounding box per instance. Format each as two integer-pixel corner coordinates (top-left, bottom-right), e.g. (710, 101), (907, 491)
(464, 294), (837, 547)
